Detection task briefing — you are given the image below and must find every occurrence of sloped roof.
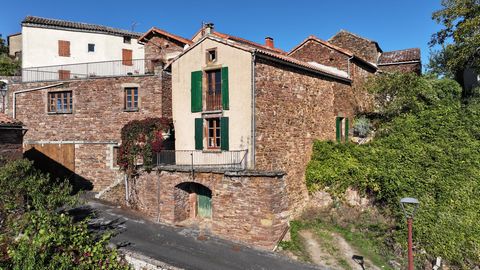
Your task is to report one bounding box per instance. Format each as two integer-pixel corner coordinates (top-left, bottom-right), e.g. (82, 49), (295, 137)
(378, 48), (421, 64)
(22, 16), (142, 38)
(0, 113), (22, 126)
(288, 35), (377, 70)
(138, 27), (192, 45)
(170, 34), (351, 82)
(329, 29), (383, 53)
(211, 31), (287, 55)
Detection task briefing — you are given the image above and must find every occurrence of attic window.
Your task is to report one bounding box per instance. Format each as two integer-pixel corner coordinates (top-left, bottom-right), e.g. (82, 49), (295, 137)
(123, 36), (131, 44)
(206, 48), (217, 64)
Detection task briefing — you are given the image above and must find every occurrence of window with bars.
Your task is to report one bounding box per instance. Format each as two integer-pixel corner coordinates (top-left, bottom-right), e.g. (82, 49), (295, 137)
(206, 69), (222, 111)
(206, 118), (221, 149)
(124, 87), (138, 111)
(48, 91), (72, 113)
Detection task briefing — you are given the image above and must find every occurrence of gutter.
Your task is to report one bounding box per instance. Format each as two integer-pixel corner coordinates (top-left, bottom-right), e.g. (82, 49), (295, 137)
(12, 83), (64, 118)
(250, 51), (256, 169)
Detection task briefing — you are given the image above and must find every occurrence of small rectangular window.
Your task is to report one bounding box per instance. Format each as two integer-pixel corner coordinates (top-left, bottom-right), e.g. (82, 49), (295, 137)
(124, 87), (138, 111)
(88, 43), (95, 52)
(48, 91), (72, 113)
(206, 48), (217, 63)
(123, 36), (131, 44)
(206, 118), (221, 149)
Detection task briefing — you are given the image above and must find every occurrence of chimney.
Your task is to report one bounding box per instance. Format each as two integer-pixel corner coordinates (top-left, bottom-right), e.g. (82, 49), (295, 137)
(265, 37), (274, 48)
(204, 23), (214, 35)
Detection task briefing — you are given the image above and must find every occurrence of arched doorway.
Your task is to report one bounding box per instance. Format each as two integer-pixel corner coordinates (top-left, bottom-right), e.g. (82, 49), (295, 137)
(174, 182), (212, 222)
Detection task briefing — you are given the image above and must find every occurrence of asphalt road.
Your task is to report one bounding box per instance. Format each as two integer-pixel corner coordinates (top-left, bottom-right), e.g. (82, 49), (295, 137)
(81, 200), (323, 270)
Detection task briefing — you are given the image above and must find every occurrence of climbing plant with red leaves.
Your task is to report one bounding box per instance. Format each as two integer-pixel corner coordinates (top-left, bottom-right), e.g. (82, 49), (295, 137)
(118, 117), (172, 175)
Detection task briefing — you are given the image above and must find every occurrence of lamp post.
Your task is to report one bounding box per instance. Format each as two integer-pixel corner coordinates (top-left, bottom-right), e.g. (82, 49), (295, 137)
(400, 197), (419, 270)
(352, 255), (365, 270)
(0, 80), (7, 113)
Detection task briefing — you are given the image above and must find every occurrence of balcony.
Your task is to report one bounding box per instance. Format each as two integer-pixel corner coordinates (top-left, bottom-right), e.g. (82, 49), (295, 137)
(155, 149), (248, 171)
(21, 59), (156, 82)
(206, 93), (222, 111)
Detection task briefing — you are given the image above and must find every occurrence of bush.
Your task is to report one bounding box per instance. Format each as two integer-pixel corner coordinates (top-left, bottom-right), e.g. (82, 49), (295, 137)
(353, 116), (371, 138)
(0, 159), (130, 269)
(306, 75), (479, 268)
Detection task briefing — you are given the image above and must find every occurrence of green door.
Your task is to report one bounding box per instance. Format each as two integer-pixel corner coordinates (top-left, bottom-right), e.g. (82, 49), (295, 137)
(196, 185), (212, 218)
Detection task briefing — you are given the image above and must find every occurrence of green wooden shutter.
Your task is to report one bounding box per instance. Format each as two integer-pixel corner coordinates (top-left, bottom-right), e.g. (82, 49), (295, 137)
(336, 117), (341, 143)
(221, 67), (229, 110)
(345, 118), (349, 143)
(195, 118), (203, 150)
(191, 71), (203, 112)
(220, 117), (229, 151)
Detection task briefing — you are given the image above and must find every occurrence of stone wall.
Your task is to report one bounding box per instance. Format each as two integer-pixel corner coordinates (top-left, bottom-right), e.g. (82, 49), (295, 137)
(254, 58), (357, 212)
(329, 31), (381, 63)
(379, 62), (422, 75)
(289, 40), (350, 72)
(125, 168), (289, 250)
(7, 73), (171, 191)
(0, 127), (23, 162)
(144, 35), (185, 65)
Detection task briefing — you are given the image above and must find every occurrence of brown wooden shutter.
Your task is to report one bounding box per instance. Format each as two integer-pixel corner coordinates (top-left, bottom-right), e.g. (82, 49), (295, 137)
(58, 40), (70, 57)
(58, 70), (71, 80)
(122, 49), (133, 66)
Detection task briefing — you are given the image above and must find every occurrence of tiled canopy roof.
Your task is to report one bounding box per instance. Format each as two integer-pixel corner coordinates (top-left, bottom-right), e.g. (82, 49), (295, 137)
(139, 27), (192, 45)
(0, 113), (22, 126)
(378, 48), (421, 64)
(22, 16), (142, 38)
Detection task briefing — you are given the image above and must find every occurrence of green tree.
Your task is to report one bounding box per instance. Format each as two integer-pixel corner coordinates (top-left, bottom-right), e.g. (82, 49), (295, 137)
(428, 1), (480, 89)
(0, 34), (20, 76)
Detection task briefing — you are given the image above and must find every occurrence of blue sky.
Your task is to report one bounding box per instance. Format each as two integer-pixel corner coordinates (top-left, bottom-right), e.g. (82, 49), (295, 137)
(1, 0), (443, 68)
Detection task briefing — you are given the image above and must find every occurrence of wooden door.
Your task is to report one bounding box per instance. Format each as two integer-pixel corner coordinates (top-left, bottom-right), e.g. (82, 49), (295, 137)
(23, 143), (75, 180)
(195, 185), (212, 218)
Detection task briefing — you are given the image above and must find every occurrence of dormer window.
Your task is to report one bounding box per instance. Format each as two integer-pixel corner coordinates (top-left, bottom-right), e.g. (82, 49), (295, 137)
(123, 36), (131, 44)
(206, 48), (217, 64)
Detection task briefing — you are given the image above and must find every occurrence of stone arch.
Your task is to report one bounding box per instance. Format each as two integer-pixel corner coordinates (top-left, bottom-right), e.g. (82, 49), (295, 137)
(173, 182), (212, 222)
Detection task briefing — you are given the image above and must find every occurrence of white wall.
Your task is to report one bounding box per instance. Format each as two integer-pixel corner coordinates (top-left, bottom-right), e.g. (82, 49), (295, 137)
(22, 26), (144, 68)
(172, 38), (253, 168)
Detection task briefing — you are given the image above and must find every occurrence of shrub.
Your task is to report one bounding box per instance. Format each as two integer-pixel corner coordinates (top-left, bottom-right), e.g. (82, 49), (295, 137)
(353, 116), (371, 138)
(306, 75), (479, 268)
(0, 159), (130, 269)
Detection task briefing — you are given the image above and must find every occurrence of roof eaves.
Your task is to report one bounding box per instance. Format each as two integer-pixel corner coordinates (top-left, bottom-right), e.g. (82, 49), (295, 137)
(139, 27), (192, 45)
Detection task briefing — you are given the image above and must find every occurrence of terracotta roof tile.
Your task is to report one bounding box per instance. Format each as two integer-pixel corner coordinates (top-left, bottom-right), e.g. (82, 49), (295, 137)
(212, 31), (287, 55)
(0, 113), (22, 126)
(22, 16), (142, 38)
(289, 35), (354, 57)
(378, 48), (421, 64)
(139, 27), (192, 45)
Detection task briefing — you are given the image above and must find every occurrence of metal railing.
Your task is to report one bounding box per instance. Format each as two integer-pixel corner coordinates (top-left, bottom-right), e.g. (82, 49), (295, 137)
(156, 149), (248, 171)
(22, 59), (156, 82)
(206, 93), (222, 111)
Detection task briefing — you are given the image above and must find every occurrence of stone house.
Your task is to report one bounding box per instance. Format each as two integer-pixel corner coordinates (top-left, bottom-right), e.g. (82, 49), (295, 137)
(5, 25), (191, 193)
(19, 16), (145, 82)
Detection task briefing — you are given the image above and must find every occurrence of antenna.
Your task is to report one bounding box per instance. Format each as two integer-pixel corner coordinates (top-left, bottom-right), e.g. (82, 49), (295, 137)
(131, 21), (139, 32)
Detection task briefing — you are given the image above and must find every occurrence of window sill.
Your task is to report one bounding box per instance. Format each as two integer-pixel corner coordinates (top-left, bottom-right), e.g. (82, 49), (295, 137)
(124, 108), (139, 112)
(203, 149), (222, 153)
(48, 111), (72, 115)
(202, 110), (223, 115)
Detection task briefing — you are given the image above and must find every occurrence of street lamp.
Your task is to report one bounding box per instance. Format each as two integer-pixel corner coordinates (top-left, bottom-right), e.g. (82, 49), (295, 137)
(0, 80), (8, 113)
(400, 197), (419, 270)
(352, 255), (365, 270)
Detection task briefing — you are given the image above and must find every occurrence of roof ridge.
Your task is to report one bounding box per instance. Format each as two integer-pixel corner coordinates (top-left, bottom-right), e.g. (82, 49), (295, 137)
(139, 27), (192, 45)
(212, 31), (286, 54)
(22, 15), (142, 37)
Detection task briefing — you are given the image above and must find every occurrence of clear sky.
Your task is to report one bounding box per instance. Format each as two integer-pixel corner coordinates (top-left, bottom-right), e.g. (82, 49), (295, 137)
(1, 0), (443, 68)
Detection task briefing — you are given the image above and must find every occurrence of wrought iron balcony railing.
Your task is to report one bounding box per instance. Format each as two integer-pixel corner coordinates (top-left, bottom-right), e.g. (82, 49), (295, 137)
(155, 149), (248, 171)
(21, 59), (156, 82)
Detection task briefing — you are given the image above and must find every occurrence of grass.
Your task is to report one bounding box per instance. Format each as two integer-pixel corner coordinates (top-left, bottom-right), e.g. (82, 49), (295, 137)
(280, 205), (395, 269)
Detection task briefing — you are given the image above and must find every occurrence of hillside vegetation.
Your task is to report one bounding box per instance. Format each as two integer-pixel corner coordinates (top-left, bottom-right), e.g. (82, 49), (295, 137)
(304, 73), (480, 268)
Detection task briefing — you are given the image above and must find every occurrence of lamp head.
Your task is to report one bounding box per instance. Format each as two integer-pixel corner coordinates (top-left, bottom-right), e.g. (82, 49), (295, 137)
(352, 255), (364, 265)
(400, 197), (419, 219)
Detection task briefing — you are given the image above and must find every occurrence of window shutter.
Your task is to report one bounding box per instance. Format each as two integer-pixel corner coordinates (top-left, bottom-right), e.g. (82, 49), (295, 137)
(335, 117), (341, 143)
(220, 117), (229, 151)
(122, 49), (133, 66)
(345, 118), (349, 142)
(191, 71), (203, 112)
(58, 40), (70, 57)
(195, 118), (203, 150)
(221, 67), (229, 110)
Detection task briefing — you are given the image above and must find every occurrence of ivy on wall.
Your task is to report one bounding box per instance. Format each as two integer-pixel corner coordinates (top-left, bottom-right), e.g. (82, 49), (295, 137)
(118, 117), (172, 175)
